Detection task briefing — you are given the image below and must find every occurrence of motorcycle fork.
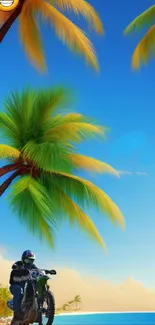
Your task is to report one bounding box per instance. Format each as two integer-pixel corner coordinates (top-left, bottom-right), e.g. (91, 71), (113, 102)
(31, 280), (39, 310)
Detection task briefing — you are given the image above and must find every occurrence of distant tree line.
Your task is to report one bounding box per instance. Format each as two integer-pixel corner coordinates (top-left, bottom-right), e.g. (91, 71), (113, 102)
(56, 295), (82, 313)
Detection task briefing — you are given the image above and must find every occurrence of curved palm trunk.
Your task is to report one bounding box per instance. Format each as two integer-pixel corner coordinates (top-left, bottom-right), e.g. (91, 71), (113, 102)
(0, 0), (26, 42)
(0, 163), (23, 177)
(0, 168), (27, 196)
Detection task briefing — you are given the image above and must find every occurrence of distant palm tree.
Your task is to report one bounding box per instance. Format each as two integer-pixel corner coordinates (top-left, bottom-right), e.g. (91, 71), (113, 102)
(68, 300), (74, 310)
(124, 4), (155, 69)
(0, 0), (103, 72)
(61, 304), (69, 311)
(0, 87), (124, 249)
(73, 295), (81, 310)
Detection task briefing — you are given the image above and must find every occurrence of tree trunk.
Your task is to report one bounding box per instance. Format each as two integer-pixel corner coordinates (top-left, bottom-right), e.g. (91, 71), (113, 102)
(0, 168), (27, 196)
(0, 162), (23, 177)
(0, 0), (26, 42)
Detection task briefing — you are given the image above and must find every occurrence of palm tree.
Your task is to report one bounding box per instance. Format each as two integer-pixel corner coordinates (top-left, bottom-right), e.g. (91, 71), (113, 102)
(0, 87), (124, 249)
(73, 295), (81, 310)
(68, 300), (74, 311)
(61, 303), (69, 311)
(124, 5), (155, 69)
(0, 0), (103, 71)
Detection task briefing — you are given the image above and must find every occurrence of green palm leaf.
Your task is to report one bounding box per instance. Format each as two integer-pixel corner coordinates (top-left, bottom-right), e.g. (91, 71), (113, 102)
(39, 178), (107, 250)
(124, 5), (155, 34)
(22, 140), (73, 172)
(0, 112), (20, 146)
(9, 175), (56, 247)
(43, 171), (124, 228)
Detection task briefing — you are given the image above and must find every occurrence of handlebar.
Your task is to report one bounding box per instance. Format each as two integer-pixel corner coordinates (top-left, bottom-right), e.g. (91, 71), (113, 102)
(31, 269), (57, 275)
(12, 265), (57, 275)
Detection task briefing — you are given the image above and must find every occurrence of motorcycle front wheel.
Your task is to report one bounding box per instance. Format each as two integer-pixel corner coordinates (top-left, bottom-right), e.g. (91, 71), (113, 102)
(38, 291), (55, 325)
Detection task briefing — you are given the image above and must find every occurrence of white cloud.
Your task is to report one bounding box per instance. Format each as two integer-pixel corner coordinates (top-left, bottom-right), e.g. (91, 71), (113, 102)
(118, 171), (148, 176)
(118, 171), (133, 175)
(135, 172), (148, 176)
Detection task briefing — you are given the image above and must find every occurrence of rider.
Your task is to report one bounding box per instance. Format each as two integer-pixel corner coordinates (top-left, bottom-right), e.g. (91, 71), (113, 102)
(9, 250), (38, 321)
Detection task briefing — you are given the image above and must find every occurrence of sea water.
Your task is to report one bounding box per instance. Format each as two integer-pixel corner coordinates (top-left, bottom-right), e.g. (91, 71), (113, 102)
(52, 312), (155, 325)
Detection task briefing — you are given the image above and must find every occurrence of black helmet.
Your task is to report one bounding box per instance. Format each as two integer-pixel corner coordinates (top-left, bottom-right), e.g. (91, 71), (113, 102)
(21, 250), (35, 266)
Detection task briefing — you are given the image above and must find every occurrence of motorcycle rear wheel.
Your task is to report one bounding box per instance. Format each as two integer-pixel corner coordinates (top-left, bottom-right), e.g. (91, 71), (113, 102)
(38, 291), (55, 325)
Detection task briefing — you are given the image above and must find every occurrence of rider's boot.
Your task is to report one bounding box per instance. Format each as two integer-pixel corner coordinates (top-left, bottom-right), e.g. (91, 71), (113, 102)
(13, 311), (23, 321)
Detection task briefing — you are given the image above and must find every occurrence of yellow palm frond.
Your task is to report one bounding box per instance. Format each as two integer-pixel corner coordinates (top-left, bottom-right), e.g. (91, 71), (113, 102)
(132, 25), (155, 69)
(45, 122), (105, 142)
(52, 0), (104, 34)
(0, 144), (20, 159)
(68, 153), (120, 176)
(44, 113), (106, 142)
(19, 8), (46, 71)
(124, 5), (155, 35)
(39, 1), (99, 70)
(54, 186), (107, 250)
(53, 171), (125, 228)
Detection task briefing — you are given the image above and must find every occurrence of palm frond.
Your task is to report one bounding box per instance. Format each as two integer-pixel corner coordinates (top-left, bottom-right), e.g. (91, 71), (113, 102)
(0, 144), (20, 160)
(132, 25), (155, 69)
(58, 189), (107, 250)
(124, 5), (155, 34)
(0, 112), (20, 146)
(50, 171), (125, 228)
(31, 87), (73, 125)
(67, 153), (120, 176)
(9, 175), (55, 247)
(3, 88), (72, 146)
(52, 0), (104, 34)
(22, 140), (73, 172)
(40, 1), (99, 70)
(19, 8), (46, 71)
(3, 89), (38, 147)
(39, 176), (107, 250)
(44, 113), (107, 143)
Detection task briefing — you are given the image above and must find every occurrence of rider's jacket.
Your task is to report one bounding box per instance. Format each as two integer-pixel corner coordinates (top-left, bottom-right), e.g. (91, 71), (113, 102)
(9, 261), (38, 285)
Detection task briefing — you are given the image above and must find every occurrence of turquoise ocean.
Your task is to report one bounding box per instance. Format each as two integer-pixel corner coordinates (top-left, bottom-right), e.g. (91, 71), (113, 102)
(52, 312), (155, 325)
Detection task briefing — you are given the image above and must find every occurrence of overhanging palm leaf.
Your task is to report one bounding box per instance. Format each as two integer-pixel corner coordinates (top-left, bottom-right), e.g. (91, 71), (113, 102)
(39, 1), (98, 70)
(0, 87), (124, 250)
(124, 5), (155, 34)
(52, 0), (104, 34)
(19, 9), (46, 71)
(124, 4), (155, 69)
(0, 0), (103, 71)
(132, 26), (155, 69)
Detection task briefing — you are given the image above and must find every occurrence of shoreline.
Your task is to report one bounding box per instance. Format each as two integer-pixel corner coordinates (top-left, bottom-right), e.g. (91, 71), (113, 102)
(57, 311), (155, 316)
(1, 310), (155, 323)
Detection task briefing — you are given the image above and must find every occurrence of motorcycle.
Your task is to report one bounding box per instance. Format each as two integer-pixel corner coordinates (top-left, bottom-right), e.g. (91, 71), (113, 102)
(7, 268), (56, 325)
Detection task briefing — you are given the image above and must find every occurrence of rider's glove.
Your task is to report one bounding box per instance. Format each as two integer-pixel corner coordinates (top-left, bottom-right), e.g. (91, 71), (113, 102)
(50, 269), (56, 275)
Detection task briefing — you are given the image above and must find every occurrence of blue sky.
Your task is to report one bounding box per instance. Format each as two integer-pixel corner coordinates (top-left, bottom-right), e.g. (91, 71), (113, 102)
(0, 0), (155, 289)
